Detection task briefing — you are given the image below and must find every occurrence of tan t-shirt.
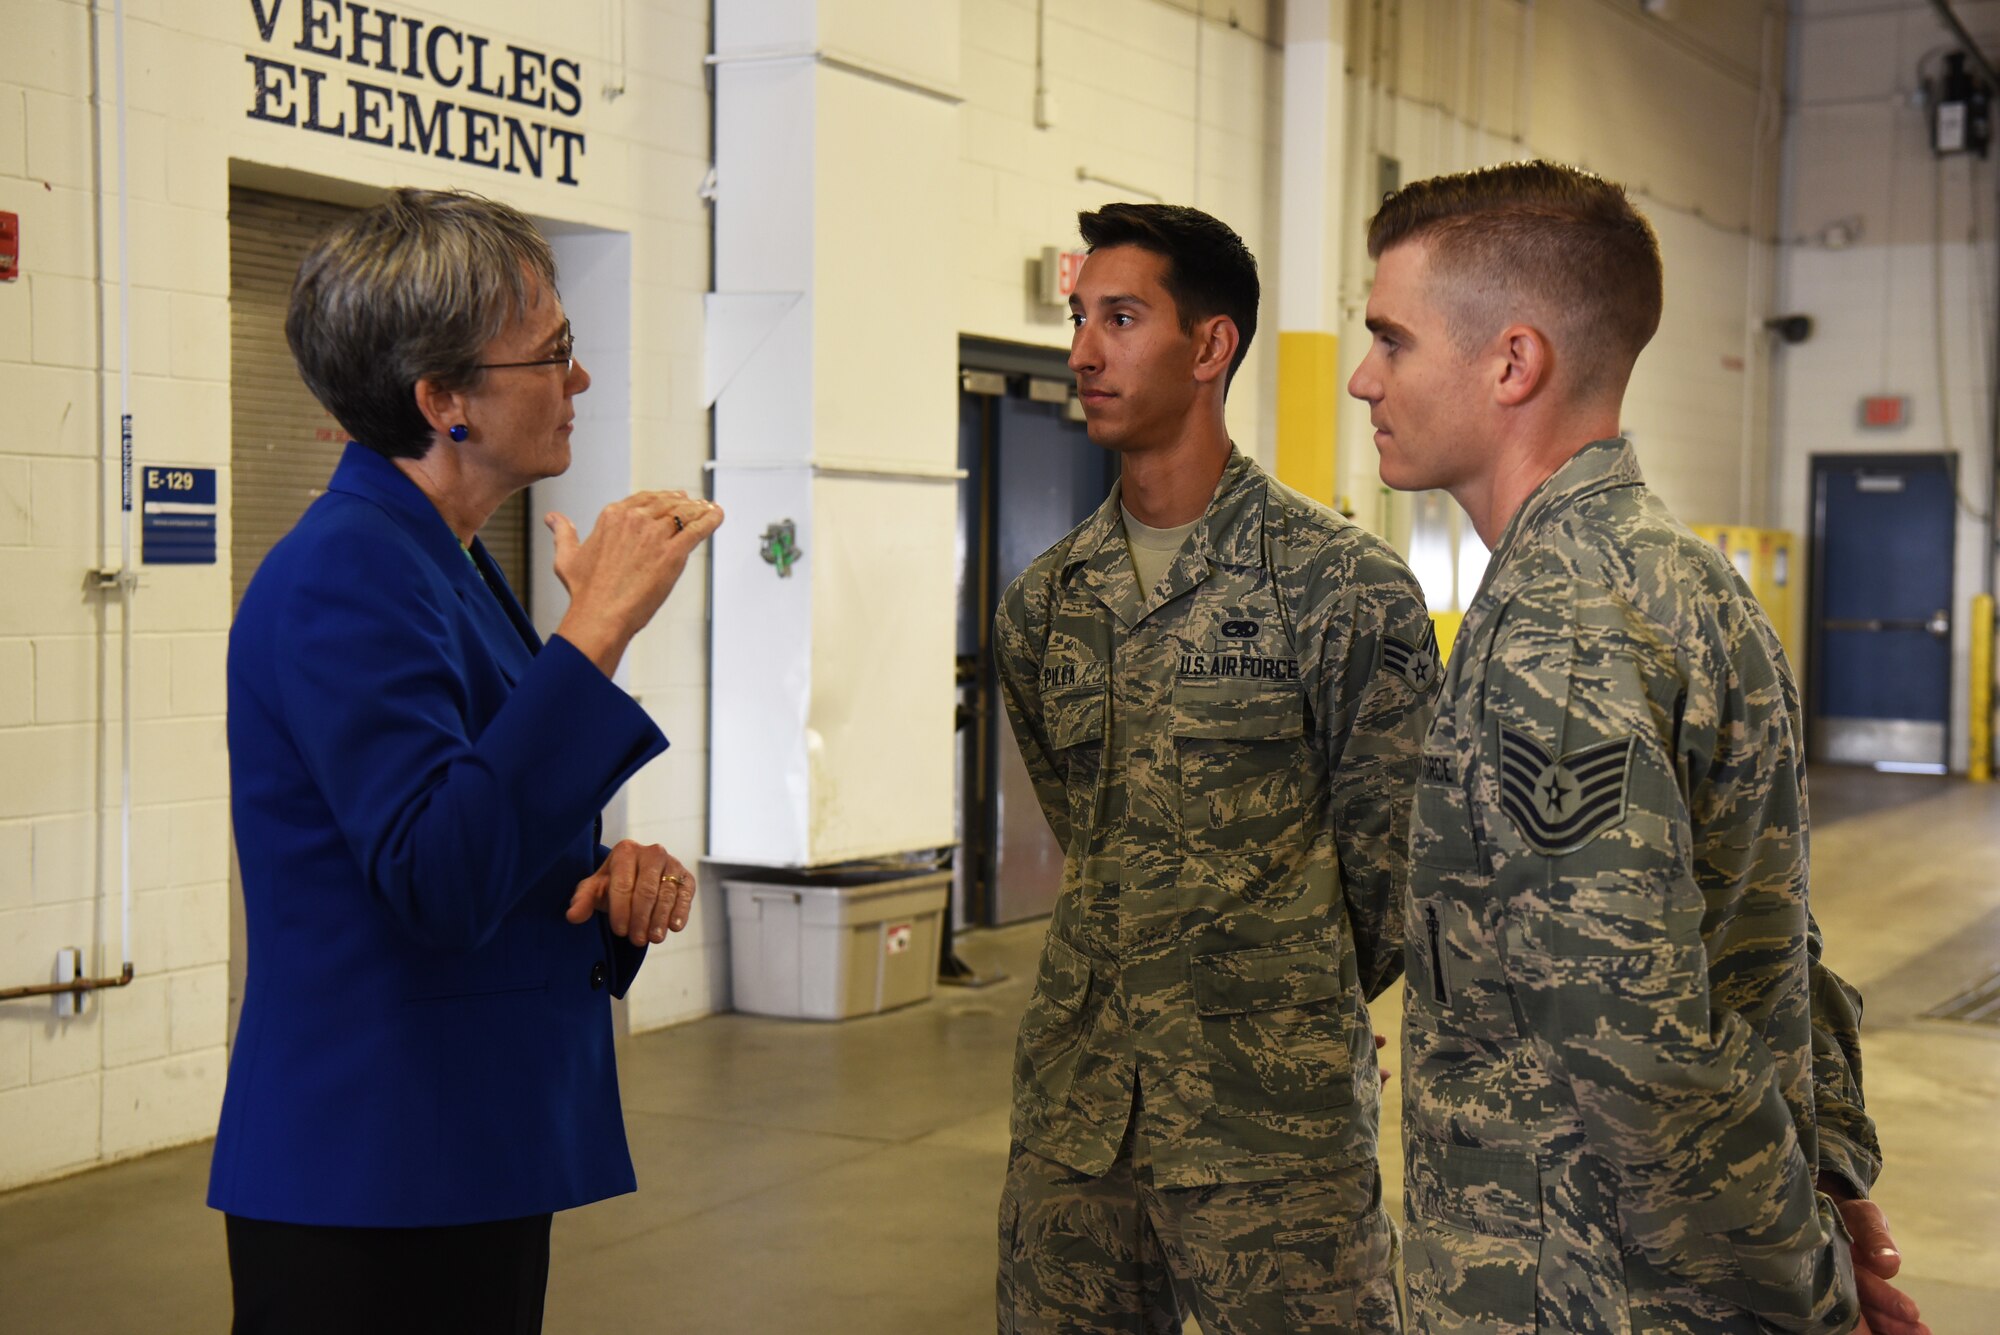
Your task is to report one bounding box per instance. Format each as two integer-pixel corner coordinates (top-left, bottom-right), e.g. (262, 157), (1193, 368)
(1122, 506), (1200, 596)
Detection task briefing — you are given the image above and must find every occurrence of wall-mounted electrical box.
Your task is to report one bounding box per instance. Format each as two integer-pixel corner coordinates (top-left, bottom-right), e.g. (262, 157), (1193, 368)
(1931, 51), (1992, 157)
(0, 212), (18, 282)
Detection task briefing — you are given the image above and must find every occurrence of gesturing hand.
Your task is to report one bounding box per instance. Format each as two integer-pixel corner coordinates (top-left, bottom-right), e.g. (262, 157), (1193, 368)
(547, 490), (723, 675)
(566, 840), (698, 947)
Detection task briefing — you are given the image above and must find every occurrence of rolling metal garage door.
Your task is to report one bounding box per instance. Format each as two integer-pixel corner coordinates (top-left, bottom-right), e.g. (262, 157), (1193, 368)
(228, 187), (529, 610)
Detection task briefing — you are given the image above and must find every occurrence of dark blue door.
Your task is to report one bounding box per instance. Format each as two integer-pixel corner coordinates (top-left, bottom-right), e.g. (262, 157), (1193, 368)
(1811, 455), (1956, 770)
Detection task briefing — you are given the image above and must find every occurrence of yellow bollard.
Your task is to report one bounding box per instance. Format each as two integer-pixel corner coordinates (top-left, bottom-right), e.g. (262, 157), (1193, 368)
(1972, 594), (1994, 782)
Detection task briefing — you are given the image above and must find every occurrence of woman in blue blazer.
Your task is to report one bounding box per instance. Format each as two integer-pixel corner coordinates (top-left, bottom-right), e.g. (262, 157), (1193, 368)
(209, 188), (722, 1335)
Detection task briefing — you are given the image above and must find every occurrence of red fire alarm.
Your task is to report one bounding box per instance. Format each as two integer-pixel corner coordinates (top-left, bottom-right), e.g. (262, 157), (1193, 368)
(0, 212), (17, 283)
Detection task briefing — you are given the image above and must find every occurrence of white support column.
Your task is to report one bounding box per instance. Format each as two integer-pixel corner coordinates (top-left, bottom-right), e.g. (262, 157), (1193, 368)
(706, 1), (961, 867)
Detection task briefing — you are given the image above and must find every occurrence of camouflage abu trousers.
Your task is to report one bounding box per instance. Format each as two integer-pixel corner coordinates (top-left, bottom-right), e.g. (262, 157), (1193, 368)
(997, 1133), (1402, 1335)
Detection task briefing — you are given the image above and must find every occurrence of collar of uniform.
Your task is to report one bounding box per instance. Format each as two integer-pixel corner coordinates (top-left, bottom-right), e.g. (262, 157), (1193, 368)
(1065, 487), (1149, 628)
(1485, 437), (1642, 571)
(1060, 444), (1262, 627)
(323, 440), (492, 603)
(1198, 446), (1267, 569)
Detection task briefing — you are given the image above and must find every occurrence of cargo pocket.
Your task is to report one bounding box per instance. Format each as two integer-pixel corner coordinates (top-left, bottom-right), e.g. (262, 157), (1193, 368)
(1403, 1136), (1541, 1333)
(1013, 935), (1094, 1116)
(1275, 1166), (1401, 1332)
(1042, 684), (1106, 840)
(1172, 677), (1309, 857)
(1191, 938), (1354, 1115)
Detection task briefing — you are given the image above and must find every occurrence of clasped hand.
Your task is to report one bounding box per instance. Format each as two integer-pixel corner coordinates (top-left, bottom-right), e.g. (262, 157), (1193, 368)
(566, 839), (697, 947)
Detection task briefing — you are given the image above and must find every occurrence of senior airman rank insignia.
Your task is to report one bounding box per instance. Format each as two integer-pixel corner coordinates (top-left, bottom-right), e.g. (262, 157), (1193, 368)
(1497, 724), (1635, 855)
(1382, 622), (1442, 694)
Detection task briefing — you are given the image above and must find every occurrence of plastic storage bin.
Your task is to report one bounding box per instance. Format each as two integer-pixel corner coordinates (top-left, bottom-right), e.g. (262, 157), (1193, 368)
(724, 869), (950, 1020)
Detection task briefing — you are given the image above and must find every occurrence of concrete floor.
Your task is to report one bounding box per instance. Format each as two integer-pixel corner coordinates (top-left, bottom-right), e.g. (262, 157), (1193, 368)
(1, 766), (1995, 1332)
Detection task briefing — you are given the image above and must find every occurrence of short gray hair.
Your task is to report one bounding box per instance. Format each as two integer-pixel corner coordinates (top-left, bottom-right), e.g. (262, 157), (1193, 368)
(285, 188), (558, 460)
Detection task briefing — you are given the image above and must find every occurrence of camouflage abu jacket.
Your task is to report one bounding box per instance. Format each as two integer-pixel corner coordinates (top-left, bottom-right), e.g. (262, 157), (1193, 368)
(995, 447), (1437, 1188)
(1403, 439), (1880, 1335)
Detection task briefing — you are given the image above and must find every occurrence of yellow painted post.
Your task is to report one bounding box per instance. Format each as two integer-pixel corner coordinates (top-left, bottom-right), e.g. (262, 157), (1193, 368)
(1431, 610), (1465, 663)
(1275, 331), (1339, 504)
(1971, 594), (1993, 782)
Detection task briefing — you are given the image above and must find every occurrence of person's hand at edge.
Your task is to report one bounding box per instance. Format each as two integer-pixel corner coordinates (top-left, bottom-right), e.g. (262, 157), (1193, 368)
(1820, 1175), (1929, 1335)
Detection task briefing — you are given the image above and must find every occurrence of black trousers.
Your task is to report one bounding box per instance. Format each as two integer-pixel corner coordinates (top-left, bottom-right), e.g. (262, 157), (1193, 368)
(225, 1212), (553, 1335)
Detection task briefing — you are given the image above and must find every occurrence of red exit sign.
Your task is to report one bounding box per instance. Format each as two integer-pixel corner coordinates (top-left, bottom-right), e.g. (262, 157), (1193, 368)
(1038, 246), (1089, 306)
(1859, 395), (1909, 429)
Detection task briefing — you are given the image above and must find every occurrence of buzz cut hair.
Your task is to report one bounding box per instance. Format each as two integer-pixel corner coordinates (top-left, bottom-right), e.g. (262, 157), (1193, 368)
(1365, 160), (1663, 401)
(1077, 202), (1259, 392)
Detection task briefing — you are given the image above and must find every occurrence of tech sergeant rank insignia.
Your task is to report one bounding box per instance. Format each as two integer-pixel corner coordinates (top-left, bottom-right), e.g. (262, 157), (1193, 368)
(1496, 723), (1636, 855)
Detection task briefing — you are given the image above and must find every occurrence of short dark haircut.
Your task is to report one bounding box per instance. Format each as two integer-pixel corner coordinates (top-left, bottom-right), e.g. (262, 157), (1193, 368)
(1077, 203), (1259, 390)
(286, 188), (557, 460)
(1366, 160), (1663, 400)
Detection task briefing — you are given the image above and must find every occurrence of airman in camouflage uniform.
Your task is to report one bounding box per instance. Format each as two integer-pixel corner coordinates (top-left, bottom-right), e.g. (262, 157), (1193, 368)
(995, 205), (1437, 1334)
(1350, 161), (1912, 1335)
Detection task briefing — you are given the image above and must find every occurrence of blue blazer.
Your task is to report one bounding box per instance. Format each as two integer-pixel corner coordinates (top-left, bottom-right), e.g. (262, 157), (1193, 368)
(209, 443), (668, 1227)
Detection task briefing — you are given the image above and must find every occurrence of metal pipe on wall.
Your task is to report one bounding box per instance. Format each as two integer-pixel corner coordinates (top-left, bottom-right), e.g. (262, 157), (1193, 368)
(1739, 4), (1780, 526)
(10, 0), (143, 1011)
(112, 0), (135, 982)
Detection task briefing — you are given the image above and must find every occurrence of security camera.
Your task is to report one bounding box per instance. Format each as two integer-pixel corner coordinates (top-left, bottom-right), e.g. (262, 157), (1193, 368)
(1764, 315), (1813, 345)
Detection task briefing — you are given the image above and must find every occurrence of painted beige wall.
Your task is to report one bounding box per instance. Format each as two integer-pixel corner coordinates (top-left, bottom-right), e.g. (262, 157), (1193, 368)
(957, 0), (1284, 463)
(1333, 0), (1788, 551)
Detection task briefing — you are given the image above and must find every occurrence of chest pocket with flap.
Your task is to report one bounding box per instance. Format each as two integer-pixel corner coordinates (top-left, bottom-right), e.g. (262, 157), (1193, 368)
(1171, 676), (1310, 855)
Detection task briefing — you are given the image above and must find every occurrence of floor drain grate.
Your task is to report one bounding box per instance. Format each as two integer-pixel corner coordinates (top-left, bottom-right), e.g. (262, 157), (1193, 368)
(1921, 967), (2000, 1026)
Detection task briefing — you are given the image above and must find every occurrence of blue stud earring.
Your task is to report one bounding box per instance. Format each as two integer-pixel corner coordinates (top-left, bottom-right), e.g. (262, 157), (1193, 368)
(448, 424), (468, 442)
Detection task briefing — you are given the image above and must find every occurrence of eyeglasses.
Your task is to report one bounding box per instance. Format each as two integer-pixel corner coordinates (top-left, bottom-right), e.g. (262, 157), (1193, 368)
(475, 320), (574, 375)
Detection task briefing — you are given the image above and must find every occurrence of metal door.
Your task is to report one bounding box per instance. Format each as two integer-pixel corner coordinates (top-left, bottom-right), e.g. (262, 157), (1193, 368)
(1809, 454), (1957, 771)
(952, 347), (1113, 926)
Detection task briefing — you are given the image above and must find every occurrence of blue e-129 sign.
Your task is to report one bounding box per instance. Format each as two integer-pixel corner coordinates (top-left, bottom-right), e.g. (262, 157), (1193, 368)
(142, 466), (218, 565)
